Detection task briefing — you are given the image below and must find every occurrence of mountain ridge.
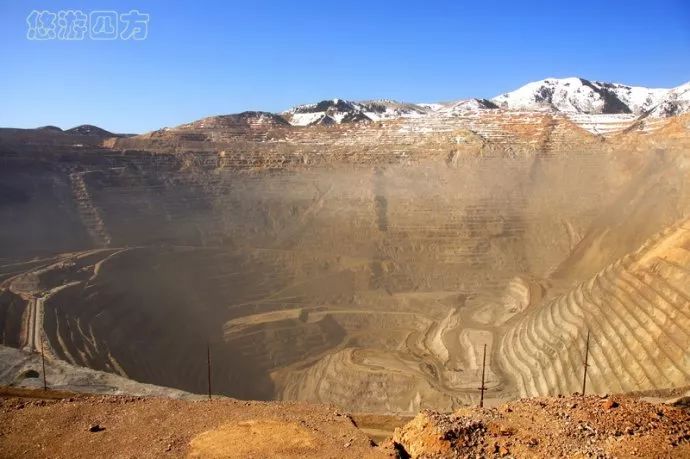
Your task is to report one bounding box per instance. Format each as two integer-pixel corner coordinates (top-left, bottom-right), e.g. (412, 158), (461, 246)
(490, 77), (670, 115)
(11, 77), (690, 133)
(276, 77), (690, 127)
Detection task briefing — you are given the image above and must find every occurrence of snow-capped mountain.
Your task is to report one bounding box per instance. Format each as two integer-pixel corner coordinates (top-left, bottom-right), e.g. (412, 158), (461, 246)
(282, 98), (505, 126)
(358, 100), (431, 120)
(491, 77), (668, 115)
(435, 98), (498, 115)
(646, 82), (690, 118)
(280, 77), (690, 127)
(282, 99), (430, 126)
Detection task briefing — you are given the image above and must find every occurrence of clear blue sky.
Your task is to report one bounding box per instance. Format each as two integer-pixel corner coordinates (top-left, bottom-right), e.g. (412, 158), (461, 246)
(1, 0), (689, 133)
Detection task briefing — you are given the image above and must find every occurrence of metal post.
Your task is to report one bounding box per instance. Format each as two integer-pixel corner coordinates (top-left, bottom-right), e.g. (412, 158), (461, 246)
(581, 330), (590, 396)
(207, 343), (212, 401)
(40, 333), (47, 391)
(479, 343), (487, 408)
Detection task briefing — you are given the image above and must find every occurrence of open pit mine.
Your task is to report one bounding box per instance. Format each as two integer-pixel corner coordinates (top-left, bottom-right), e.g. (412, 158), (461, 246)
(1, 79), (690, 414)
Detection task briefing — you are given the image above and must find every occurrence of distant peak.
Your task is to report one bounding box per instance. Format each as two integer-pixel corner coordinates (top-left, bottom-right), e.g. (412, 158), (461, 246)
(37, 125), (63, 132)
(65, 124), (115, 137)
(491, 77), (673, 115)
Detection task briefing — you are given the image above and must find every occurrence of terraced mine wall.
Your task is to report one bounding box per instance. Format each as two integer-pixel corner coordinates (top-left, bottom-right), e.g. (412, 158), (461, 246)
(1, 120), (689, 412)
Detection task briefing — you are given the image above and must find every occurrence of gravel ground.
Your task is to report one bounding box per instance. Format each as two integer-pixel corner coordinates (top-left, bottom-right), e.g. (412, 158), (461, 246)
(2, 388), (689, 458)
(393, 394), (690, 458)
(0, 387), (391, 458)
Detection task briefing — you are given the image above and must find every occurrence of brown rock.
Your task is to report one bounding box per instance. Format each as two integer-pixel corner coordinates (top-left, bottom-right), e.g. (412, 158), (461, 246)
(602, 400), (619, 409)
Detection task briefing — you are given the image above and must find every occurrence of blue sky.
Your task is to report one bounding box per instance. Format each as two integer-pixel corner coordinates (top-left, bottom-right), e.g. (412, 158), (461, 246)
(1, 0), (689, 133)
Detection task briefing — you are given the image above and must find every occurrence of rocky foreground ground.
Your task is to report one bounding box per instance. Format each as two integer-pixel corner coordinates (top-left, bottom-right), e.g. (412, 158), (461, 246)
(391, 394), (690, 458)
(1, 387), (689, 458)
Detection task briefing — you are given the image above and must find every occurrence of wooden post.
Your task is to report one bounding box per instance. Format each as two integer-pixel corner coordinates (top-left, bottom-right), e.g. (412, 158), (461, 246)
(479, 343), (487, 408)
(40, 333), (47, 391)
(581, 330), (590, 396)
(207, 343), (212, 401)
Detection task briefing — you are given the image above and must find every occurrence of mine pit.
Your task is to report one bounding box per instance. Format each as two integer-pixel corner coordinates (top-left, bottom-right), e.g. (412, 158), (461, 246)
(1, 141), (689, 413)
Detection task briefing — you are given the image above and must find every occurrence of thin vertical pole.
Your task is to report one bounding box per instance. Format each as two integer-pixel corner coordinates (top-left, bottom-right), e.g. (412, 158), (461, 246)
(581, 330), (590, 396)
(40, 333), (47, 391)
(207, 343), (212, 401)
(479, 343), (487, 408)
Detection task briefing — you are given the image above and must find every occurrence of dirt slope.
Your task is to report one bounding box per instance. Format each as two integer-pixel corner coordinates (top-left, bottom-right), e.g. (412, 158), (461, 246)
(2, 388), (689, 458)
(0, 387), (389, 459)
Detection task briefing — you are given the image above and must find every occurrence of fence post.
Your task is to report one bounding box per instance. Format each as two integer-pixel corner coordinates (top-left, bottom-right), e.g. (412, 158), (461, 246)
(581, 330), (590, 396)
(479, 343), (487, 408)
(207, 343), (212, 401)
(40, 333), (47, 391)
